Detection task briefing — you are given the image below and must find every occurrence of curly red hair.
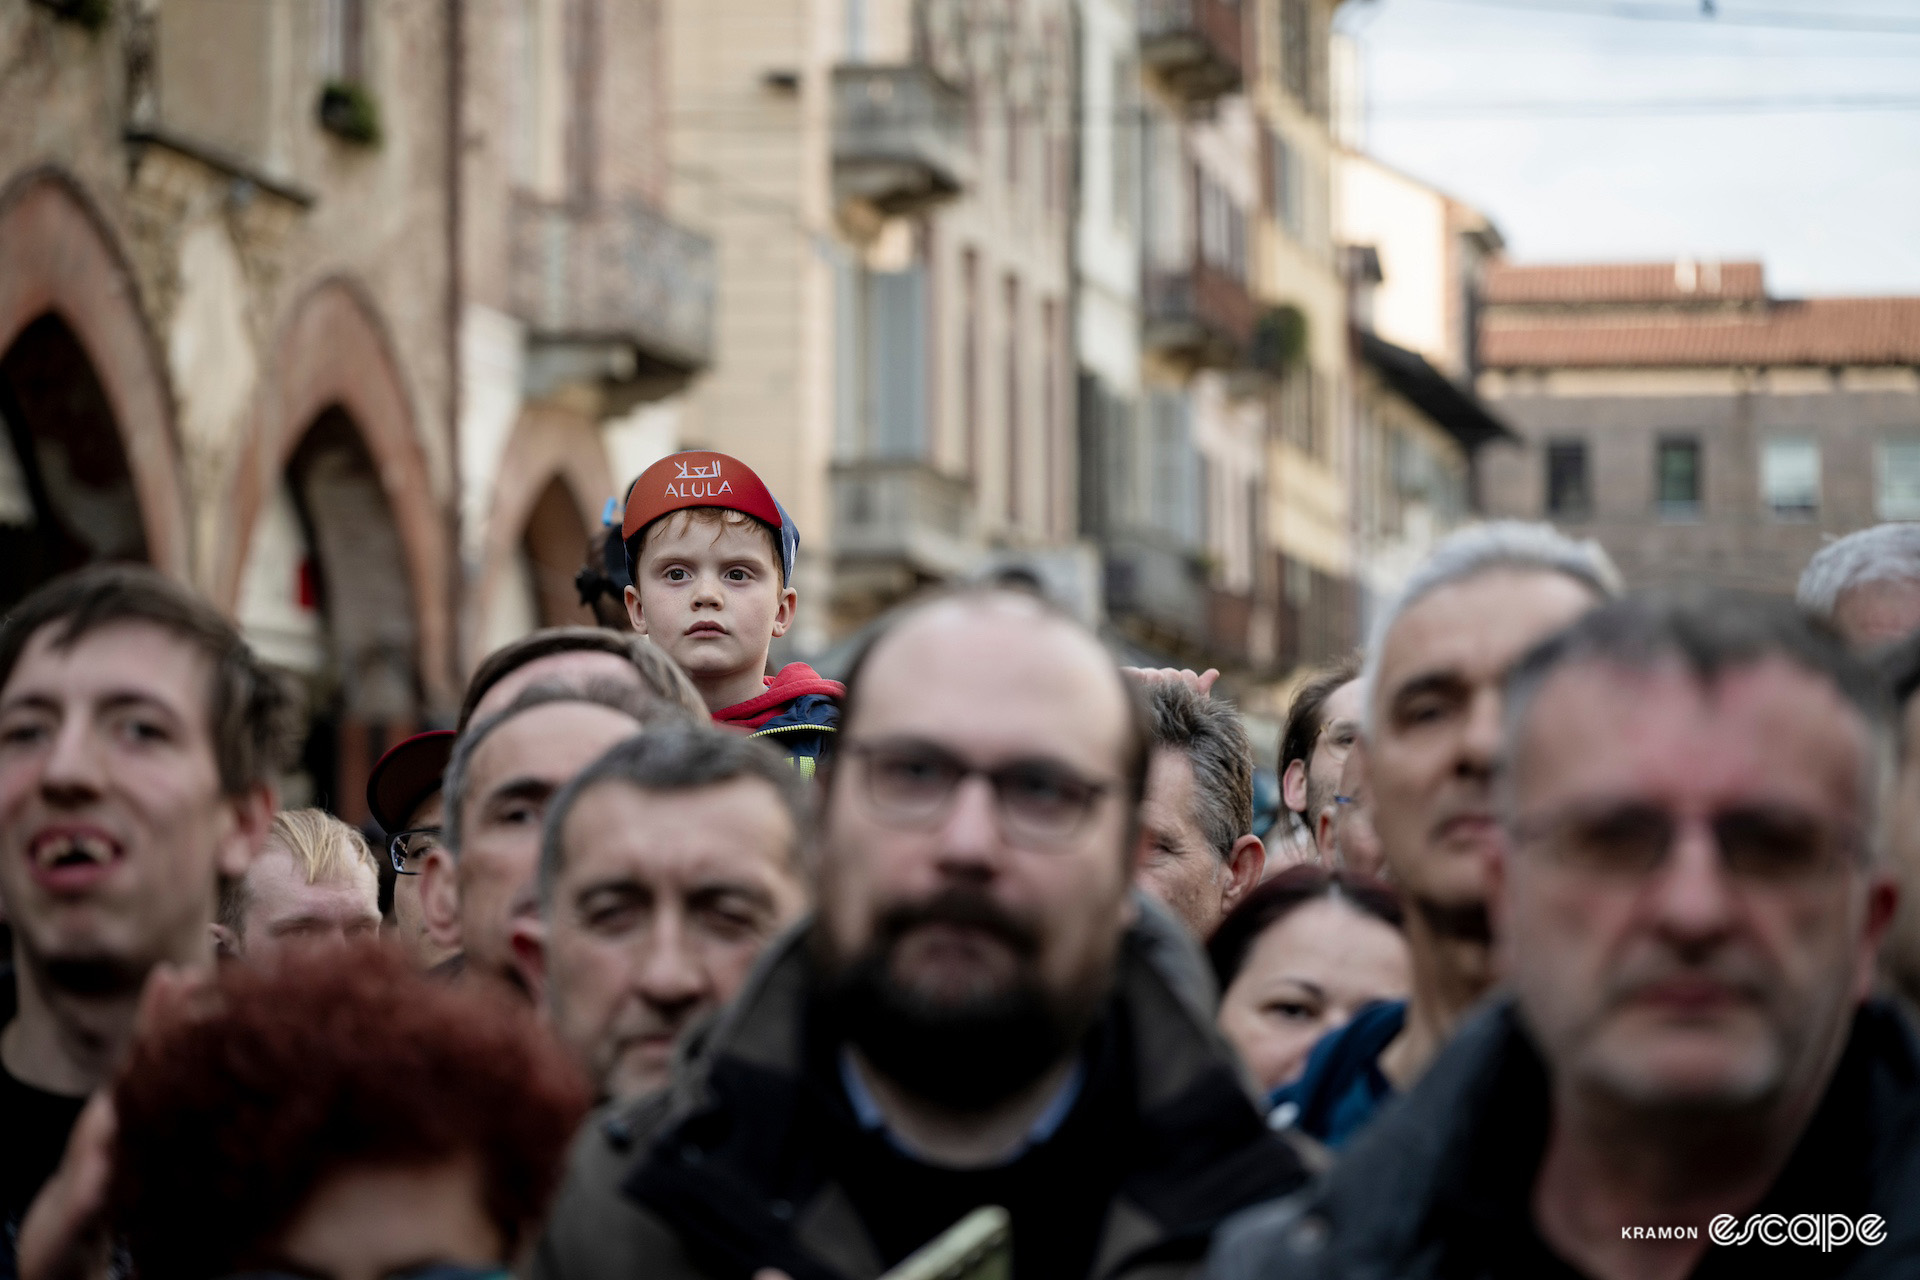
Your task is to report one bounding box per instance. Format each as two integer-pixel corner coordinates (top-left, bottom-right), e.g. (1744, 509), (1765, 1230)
(109, 944), (590, 1279)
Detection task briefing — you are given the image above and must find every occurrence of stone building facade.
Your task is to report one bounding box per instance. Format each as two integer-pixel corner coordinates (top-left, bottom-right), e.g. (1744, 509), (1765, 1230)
(0, 0), (705, 818)
(1476, 261), (1920, 595)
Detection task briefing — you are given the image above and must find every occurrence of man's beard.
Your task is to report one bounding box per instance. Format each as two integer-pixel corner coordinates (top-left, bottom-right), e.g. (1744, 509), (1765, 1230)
(1413, 896), (1493, 944)
(41, 953), (151, 997)
(813, 888), (1108, 1113)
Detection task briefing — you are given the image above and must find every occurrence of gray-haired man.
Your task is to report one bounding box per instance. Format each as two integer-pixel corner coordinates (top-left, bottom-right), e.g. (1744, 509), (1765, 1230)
(1798, 523), (1920, 650)
(1273, 522), (1620, 1146)
(515, 724), (810, 1100)
(1213, 590), (1916, 1280)
(419, 682), (677, 988)
(1136, 680), (1266, 939)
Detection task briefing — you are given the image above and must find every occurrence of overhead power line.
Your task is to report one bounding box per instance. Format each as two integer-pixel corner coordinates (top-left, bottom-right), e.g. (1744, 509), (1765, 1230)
(1411, 0), (1920, 36)
(1370, 93), (1920, 118)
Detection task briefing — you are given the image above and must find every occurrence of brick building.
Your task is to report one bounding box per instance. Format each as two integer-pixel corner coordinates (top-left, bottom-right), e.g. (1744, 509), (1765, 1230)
(1477, 260), (1920, 595)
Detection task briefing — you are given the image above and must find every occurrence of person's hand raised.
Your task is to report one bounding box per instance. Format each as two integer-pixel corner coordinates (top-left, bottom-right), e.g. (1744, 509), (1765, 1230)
(1120, 665), (1220, 695)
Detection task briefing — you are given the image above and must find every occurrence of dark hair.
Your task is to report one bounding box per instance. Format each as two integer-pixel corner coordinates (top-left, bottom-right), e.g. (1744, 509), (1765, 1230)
(458, 626), (705, 729)
(540, 722), (807, 903)
(0, 565), (302, 795)
(833, 585), (1152, 808)
(1207, 864), (1404, 992)
(1278, 653), (1362, 808)
(1505, 589), (1891, 849)
(444, 680), (668, 856)
(109, 943), (589, 1279)
(1142, 680), (1254, 859)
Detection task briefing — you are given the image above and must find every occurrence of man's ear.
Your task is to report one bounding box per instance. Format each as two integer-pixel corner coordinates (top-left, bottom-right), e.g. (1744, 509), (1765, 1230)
(509, 915), (549, 1010)
(770, 585), (798, 640)
(624, 584), (648, 636)
(1281, 760), (1308, 814)
(420, 848), (463, 952)
(1315, 804), (1338, 863)
(1485, 828), (1515, 979)
(1224, 833), (1265, 907)
(1857, 874), (1902, 1002)
(215, 782), (276, 882)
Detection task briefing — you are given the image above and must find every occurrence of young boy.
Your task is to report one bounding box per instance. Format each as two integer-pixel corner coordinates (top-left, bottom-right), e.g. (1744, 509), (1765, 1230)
(622, 450), (841, 773)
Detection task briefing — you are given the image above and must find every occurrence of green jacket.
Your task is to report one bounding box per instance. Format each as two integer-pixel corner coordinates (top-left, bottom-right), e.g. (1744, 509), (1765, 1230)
(530, 907), (1310, 1280)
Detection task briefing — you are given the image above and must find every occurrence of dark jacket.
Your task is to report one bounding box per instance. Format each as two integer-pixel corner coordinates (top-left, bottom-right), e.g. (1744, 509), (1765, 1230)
(714, 663), (841, 778)
(1269, 999), (1403, 1148)
(1207, 998), (1920, 1280)
(532, 908), (1310, 1280)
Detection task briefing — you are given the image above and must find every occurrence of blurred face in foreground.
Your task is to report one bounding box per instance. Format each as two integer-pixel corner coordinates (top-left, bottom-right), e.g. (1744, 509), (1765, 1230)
(816, 597), (1141, 1110)
(1364, 570), (1598, 913)
(1218, 897), (1410, 1092)
(258, 1157), (507, 1280)
(1830, 578), (1920, 651)
(221, 844), (380, 962)
(1497, 657), (1894, 1111)
(430, 703), (645, 981)
(0, 622), (268, 989)
(543, 777), (808, 1099)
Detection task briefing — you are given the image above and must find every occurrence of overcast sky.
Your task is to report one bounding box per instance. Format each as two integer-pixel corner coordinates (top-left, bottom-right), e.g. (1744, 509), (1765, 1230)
(1341, 0), (1920, 297)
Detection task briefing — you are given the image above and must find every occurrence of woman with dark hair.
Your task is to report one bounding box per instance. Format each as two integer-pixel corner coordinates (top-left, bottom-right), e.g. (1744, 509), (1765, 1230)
(1208, 865), (1410, 1096)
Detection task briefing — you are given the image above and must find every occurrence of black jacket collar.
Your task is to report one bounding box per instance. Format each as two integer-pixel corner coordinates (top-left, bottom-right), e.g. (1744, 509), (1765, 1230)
(622, 912), (1309, 1280)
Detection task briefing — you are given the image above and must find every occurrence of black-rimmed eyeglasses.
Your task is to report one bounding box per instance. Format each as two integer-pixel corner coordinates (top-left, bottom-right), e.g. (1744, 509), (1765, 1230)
(387, 827), (443, 875)
(840, 738), (1115, 847)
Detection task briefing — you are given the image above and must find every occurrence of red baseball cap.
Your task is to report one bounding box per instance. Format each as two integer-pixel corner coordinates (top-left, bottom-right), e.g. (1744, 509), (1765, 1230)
(366, 729), (456, 833)
(620, 450), (798, 584)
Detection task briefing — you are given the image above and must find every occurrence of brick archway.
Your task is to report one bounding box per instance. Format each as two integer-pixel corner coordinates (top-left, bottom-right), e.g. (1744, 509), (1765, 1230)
(221, 278), (454, 710)
(0, 168), (190, 580)
(472, 405), (616, 661)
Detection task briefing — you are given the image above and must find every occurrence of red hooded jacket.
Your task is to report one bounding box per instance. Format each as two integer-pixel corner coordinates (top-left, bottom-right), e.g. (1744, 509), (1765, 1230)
(712, 662), (844, 732)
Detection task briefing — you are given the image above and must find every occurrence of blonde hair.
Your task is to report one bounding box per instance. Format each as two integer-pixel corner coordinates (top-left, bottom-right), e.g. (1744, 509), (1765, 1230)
(220, 808), (379, 931)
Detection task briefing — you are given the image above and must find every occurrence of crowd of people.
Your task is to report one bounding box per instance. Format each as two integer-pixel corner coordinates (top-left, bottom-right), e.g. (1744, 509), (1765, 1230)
(7, 450), (1920, 1280)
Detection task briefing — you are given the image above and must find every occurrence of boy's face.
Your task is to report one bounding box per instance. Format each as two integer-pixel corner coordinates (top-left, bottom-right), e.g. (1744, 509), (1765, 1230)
(626, 515), (796, 686)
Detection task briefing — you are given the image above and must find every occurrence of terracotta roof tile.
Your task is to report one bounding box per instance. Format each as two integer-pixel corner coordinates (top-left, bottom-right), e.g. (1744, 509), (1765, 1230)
(1482, 260), (1766, 305)
(1481, 297), (1920, 368)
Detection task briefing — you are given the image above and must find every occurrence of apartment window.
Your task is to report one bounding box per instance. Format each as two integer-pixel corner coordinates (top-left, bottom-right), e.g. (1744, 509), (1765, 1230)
(1111, 55), (1137, 232)
(1268, 133), (1302, 240)
(1656, 437), (1702, 518)
(1004, 275), (1021, 525)
(961, 248), (980, 478)
(1878, 441), (1920, 520)
(1042, 298), (1059, 536)
(1545, 441), (1591, 519)
(1197, 169), (1247, 281)
(1280, 0), (1311, 107)
(320, 0), (367, 82)
(1761, 437), (1819, 519)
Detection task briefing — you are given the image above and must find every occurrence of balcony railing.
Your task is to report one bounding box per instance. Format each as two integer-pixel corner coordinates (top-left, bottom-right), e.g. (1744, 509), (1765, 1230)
(832, 458), (978, 580)
(1143, 261), (1256, 369)
(508, 197), (716, 375)
(1139, 0), (1245, 102)
(832, 64), (972, 215)
(1103, 527), (1210, 650)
